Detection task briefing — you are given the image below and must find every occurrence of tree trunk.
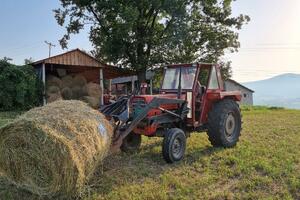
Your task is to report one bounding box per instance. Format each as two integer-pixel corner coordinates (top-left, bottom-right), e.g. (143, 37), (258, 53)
(137, 70), (146, 84)
(137, 70), (147, 94)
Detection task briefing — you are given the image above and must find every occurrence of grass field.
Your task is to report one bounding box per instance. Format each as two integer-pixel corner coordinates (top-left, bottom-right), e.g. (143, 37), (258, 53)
(0, 107), (299, 200)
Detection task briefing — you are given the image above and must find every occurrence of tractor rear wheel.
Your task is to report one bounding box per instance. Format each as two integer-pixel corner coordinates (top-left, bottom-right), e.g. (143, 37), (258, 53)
(207, 99), (241, 147)
(120, 132), (141, 152)
(162, 128), (186, 163)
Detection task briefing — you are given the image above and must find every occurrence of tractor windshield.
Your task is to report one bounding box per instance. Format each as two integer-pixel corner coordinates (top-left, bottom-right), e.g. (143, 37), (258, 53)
(162, 66), (197, 90)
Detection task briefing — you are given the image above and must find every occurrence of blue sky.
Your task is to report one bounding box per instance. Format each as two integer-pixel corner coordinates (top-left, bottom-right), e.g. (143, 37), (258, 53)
(0, 0), (92, 63)
(227, 0), (300, 82)
(1, 0), (300, 82)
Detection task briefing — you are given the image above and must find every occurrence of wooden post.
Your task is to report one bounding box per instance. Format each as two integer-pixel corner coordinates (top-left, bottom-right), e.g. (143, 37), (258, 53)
(131, 76), (135, 93)
(150, 79), (153, 95)
(108, 79), (112, 96)
(99, 68), (104, 105)
(42, 63), (46, 105)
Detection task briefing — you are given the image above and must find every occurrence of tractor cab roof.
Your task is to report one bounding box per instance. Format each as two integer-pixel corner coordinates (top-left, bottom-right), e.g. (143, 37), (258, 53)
(161, 63), (219, 91)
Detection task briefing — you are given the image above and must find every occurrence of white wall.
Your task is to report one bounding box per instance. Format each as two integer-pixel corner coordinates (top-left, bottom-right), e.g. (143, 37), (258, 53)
(225, 81), (254, 105)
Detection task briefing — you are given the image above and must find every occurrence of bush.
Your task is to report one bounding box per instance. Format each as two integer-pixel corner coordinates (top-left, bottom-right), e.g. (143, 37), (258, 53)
(0, 60), (43, 111)
(241, 105), (285, 111)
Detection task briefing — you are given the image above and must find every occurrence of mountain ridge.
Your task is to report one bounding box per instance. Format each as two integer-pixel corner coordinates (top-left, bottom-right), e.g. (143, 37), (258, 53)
(242, 73), (300, 109)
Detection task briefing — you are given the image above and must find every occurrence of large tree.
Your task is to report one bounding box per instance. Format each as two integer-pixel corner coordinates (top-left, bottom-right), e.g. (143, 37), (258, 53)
(54, 0), (249, 82)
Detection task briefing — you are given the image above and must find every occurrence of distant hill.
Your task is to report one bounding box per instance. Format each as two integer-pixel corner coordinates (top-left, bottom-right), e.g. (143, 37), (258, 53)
(243, 73), (300, 109)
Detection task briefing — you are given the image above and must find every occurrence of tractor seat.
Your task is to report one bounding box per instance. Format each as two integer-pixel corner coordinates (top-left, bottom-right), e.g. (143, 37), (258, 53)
(196, 85), (206, 103)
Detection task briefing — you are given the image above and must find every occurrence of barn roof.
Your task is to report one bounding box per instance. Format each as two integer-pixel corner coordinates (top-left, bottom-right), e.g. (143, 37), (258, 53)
(32, 49), (103, 68)
(226, 79), (255, 93)
(32, 48), (134, 79)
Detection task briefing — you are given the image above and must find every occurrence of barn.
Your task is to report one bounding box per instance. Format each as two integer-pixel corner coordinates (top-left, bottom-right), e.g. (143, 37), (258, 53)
(32, 49), (132, 106)
(224, 79), (254, 105)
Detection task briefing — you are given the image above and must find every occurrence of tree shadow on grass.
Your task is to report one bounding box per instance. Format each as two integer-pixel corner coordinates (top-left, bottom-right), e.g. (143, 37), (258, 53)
(0, 178), (48, 200)
(85, 139), (223, 199)
(0, 138), (223, 200)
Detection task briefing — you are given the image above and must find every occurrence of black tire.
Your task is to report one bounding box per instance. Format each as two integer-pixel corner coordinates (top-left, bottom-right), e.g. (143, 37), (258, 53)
(207, 99), (242, 147)
(162, 128), (186, 163)
(120, 132), (141, 152)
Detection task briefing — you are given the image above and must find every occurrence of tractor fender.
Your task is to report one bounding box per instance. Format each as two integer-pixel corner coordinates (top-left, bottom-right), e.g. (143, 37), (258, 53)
(200, 90), (241, 124)
(206, 90), (242, 102)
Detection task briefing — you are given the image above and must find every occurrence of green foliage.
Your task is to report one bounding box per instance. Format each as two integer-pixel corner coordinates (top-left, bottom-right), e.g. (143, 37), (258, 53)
(152, 68), (164, 89)
(220, 61), (232, 80)
(0, 59), (43, 111)
(241, 105), (285, 111)
(54, 0), (250, 81)
(24, 57), (34, 65)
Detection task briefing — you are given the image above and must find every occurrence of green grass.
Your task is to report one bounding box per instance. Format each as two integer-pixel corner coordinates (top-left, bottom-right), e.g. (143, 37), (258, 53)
(0, 108), (300, 200)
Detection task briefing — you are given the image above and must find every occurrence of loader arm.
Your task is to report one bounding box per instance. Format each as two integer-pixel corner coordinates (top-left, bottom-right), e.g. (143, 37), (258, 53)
(108, 97), (188, 150)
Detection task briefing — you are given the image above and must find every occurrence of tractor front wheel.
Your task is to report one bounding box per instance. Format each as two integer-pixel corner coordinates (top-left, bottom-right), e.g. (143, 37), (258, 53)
(120, 132), (141, 153)
(162, 128), (186, 163)
(207, 99), (241, 147)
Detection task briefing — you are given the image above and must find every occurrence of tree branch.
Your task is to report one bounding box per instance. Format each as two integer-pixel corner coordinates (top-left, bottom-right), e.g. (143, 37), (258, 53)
(87, 5), (109, 35)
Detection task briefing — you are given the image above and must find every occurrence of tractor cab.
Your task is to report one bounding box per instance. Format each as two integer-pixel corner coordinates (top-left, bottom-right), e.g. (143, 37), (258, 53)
(159, 63), (225, 127)
(102, 63), (242, 163)
(131, 63), (238, 128)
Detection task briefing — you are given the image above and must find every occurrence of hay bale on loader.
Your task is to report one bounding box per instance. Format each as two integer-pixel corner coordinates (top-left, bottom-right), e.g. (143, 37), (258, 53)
(0, 100), (113, 198)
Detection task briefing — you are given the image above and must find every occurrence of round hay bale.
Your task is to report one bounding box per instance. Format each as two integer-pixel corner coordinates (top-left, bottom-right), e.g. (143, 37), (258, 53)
(72, 74), (87, 87)
(61, 75), (73, 88)
(86, 82), (102, 99)
(46, 75), (62, 88)
(46, 86), (60, 96)
(72, 86), (87, 99)
(81, 96), (100, 109)
(47, 93), (62, 103)
(61, 87), (73, 100)
(0, 100), (113, 198)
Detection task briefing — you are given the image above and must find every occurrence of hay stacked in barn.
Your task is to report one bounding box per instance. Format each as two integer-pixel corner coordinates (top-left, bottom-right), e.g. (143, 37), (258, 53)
(46, 74), (102, 108)
(0, 100), (113, 198)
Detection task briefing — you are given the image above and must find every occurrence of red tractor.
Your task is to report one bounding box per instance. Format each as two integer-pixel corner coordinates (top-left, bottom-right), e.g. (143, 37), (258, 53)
(101, 63), (242, 163)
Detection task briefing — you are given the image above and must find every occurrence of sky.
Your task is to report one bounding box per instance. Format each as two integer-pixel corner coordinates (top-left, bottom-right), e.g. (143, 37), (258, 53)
(0, 0), (300, 82)
(227, 0), (300, 82)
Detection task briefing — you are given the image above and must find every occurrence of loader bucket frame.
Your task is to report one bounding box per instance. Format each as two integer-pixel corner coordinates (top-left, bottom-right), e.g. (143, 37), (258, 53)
(101, 96), (188, 148)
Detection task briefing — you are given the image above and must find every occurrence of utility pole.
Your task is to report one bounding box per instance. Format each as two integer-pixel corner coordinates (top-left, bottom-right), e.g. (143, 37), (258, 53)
(44, 41), (56, 57)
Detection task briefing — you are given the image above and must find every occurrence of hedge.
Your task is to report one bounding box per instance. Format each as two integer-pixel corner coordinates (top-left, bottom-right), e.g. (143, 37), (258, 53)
(0, 60), (43, 111)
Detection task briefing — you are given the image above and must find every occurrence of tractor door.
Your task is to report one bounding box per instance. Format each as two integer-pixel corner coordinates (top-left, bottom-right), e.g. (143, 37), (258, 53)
(194, 66), (210, 122)
(195, 65), (223, 125)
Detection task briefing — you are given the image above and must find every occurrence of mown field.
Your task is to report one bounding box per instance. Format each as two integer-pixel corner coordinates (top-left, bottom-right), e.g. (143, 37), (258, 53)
(0, 107), (299, 200)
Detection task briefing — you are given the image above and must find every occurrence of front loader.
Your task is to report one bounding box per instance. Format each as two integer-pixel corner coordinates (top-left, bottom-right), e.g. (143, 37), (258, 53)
(101, 63), (242, 163)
